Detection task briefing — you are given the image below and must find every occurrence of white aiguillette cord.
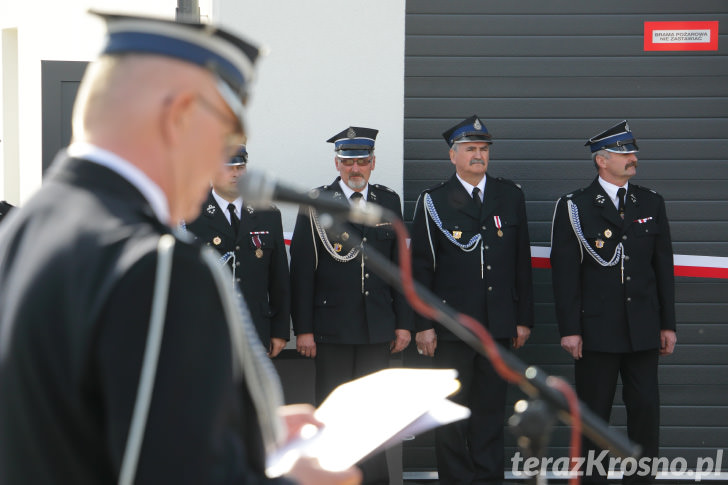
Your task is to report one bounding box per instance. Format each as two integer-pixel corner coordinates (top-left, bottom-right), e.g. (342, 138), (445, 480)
(118, 234), (175, 485)
(118, 234), (286, 485)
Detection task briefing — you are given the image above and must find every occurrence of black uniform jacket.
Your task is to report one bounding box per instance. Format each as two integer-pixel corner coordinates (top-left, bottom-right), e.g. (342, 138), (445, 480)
(186, 192), (291, 347)
(0, 157), (290, 485)
(411, 174), (534, 340)
(550, 178), (676, 353)
(289, 177), (412, 344)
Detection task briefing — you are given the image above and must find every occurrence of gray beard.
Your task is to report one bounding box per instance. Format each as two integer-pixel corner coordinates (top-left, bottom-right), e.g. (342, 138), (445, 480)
(346, 178), (367, 190)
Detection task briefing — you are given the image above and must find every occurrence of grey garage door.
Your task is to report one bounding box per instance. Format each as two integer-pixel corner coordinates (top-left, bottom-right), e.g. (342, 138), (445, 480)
(402, 0), (728, 476)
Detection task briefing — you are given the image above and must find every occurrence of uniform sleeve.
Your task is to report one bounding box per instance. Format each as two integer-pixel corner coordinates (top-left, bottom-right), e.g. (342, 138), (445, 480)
(97, 245), (289, 484)
(268, 210), (292, 340)
(514, 189), (535, 327)
(653, 196), (676, 331)
(289, 207), (317, 335)
(409, 192), (437, 333)
(549, 197), (583, 337)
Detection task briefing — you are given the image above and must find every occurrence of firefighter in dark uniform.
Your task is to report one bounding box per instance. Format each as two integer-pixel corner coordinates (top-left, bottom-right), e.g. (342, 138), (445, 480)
(410, 115), (535, 484)
(550, 120), (677, 484)
(289, 126), (412, 484)
(186, 145), (290, 357)
(0, 201), (15, 225)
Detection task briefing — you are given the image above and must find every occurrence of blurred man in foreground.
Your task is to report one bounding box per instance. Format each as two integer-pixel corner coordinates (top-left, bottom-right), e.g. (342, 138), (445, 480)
(0, 11), (359, 485)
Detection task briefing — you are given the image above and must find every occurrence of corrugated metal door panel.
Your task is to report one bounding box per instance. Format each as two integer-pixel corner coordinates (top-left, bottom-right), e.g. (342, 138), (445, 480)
(403, 0), (728, 474)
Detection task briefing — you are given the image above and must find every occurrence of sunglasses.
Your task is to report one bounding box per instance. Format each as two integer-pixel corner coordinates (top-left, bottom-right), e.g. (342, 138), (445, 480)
(338, 157), (373, 167)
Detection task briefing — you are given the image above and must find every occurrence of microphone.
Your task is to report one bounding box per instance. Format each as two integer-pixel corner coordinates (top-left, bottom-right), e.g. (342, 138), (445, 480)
(238, 169), (386, 226)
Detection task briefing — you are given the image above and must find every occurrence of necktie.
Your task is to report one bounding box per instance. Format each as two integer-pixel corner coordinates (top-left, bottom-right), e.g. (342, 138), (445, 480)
(472, 187), (482, 206)
(617, 187), (626, 219)
(227, 203), (240, 237)
(350, 192), (363, 204)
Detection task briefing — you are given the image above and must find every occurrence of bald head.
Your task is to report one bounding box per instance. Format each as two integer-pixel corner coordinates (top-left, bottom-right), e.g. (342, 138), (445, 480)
(71, 54), (242, 223)
(73, 54), (215, 147)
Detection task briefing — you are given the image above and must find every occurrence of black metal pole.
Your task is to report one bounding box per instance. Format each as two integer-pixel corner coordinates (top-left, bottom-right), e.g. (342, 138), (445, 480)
(176, 0), (200, 22)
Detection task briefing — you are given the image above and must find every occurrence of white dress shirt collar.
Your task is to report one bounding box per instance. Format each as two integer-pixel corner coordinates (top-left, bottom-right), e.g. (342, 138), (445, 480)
(211, 190), (242, 224)
(456, 173), (486, 202)
(598, 176), (629, 210)
(67, 142), (170, 224)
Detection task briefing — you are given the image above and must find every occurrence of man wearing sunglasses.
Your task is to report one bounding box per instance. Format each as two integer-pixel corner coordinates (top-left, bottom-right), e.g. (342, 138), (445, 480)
(290, 126), (412, 484)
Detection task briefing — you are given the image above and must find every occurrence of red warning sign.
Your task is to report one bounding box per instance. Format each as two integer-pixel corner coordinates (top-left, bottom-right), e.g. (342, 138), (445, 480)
(644, 21), (719, 51)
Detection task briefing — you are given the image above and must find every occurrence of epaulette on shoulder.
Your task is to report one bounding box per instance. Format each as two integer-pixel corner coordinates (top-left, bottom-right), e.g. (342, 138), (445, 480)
(372, 183), (396, 194)
(495, 177), (523, 190)
(424, 180), (447, 194)
(631, 183), (658, 195)
(563, 187), (587, 200)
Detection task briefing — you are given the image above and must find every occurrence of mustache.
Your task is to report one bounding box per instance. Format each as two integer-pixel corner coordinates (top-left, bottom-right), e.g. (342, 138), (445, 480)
(626, 161), (638, 169)
(469, 159), (485, 166)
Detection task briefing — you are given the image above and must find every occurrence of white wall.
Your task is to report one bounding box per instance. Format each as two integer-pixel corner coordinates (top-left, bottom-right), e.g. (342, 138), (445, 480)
(0, 0), (182, 205)
(0, 0), (407, 234)
(213, 0), (406, 231)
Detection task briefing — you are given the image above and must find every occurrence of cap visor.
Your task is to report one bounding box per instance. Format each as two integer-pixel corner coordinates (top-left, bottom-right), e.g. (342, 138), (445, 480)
(336, 149), (373, 159)
(605, 143), (639, 154)
(454, 135), (492, 144)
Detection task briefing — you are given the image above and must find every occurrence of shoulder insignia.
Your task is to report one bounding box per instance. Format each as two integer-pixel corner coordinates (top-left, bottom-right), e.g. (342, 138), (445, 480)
(424, 181), (447, 194)
(632, 184), (660, 196)
(495, 177), (522, 190)
(372, 183), (396, 193)
(563, 187), (586, 200)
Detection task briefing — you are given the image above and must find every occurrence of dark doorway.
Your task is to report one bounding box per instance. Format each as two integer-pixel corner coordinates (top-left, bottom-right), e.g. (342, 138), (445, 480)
(41, 61), (88, 174)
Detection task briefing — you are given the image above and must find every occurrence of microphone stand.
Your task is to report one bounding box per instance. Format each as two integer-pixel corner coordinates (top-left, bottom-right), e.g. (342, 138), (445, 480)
(508, 399), (556, 485)
(319, 212), (640, 482)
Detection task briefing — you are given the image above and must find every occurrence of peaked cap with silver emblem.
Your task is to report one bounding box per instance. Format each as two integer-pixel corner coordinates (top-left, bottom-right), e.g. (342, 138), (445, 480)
(585, 120), (639, 154)
(92, 10), (261, 128)
(442, 115), (493, 148)
(326, 126), (378, 159)
(227, 144), (248, 166)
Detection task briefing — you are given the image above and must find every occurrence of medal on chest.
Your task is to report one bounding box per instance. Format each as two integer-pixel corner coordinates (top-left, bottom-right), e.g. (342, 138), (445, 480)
(250, 231), (268, 259)
(494, 216), (503, 237)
